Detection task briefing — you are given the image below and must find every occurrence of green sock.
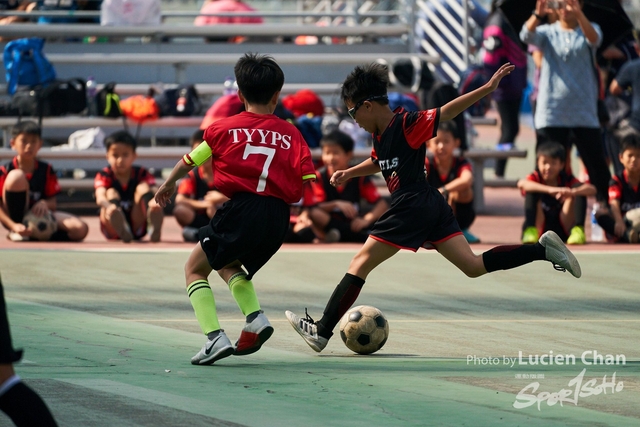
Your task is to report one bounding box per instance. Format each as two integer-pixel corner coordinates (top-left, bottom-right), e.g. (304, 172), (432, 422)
(187, 280), (220, 335)
(228, 272), (260, 316)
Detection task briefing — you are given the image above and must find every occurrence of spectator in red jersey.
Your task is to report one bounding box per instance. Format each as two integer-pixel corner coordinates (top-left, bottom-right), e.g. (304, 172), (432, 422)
(194, 0), (263, 43)
(0, 121), (88, 242)
(425, 120), (479, 244)
(173, 130), (229, 242)
(309, 130), (388, 243)
(154, 53), (316, 365)
(94, 130), (164, 243)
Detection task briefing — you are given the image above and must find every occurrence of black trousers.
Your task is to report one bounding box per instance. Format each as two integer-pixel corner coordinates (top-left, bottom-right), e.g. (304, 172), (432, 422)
(494, 98), (522, 177)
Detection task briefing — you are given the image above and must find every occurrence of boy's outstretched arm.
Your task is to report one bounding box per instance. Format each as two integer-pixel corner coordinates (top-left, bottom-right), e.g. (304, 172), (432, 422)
(440, 63), (515, 122)
(330, 158), (381, 187)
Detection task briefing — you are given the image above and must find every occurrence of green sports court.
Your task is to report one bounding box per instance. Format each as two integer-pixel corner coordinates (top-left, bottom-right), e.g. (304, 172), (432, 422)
(2, 246), (638, 427)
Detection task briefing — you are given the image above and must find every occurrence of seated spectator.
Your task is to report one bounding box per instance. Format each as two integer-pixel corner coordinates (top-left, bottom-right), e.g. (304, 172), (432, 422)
(425, 120), (479, 244)
(0, 1), (35, 42)
(173, 130), (228, 242)
(194, 0), (263, 43)
(94, 130), (163, 243)
(308, 130), (388, 243)
(517, 142), (595, 244)
(283, 181), (316, 243)
(594, 133), (640, 243)
(101, 0), (161, 26)
(0, 121), (89, 242)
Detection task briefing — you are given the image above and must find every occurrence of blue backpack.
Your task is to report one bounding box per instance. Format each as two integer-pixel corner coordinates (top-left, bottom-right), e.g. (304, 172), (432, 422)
(3, 38), (56, 95)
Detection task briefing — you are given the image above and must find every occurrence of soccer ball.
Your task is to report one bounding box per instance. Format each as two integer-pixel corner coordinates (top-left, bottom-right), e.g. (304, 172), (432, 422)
(23, 210), (57, 241)
(339, 305), (389, 355)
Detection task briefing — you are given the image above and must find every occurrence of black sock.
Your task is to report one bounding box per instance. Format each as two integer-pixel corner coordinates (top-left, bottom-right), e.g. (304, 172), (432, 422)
(206, 330), (221, 341)
(597, 214), (626, 242)
(49, 230), (71, 242)
(523, 192), (538, 230)
(317, 273), (365, 338)
(574, 196), (587, 227)
(4, 191), (27, 224)
(482, 243), (546, 273)
(0, 381), (58, 427)
(246, 310), (260, 323)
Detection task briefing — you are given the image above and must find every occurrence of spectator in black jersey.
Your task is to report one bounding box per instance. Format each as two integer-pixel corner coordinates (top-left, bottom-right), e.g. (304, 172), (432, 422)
(426, 120), (479, 244)
(517, 142), (595, 244)
(308, 130), (388, 243)
(594, 134), (640, 243)
(286, 62), (585, 354)
(94, 130), (163, 243)
(173, 130), (229, 242)
(0, 121), (88, 242)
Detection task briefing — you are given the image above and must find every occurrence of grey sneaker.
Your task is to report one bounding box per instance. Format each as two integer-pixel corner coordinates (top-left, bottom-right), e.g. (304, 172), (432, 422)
(285, 309), (329, 352)
(190, 330), (235, 365)
(539, 231), (582, 278)
(182, 226), (199, 243)
(234, 311), (274, 356)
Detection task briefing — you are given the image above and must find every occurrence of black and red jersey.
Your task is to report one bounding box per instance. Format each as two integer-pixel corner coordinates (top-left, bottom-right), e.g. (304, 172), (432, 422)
(313, 167), (381, 212)
(523, 170), (581, 217)
(424, 154), (473, 188)
(94, 165), (156, 214)
(177, 167), (217, 201)
(0, 157), (60, 208)
(202, 111), (316, 204)
(371, 107), (440, 194)
(609, 170), (640, 215)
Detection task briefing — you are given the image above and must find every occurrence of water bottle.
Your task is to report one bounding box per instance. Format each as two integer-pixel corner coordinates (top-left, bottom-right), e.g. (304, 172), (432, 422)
(591, 202), (604, 242)
(223, 77), (236, 96)
(86, 76), (97, 116)
(176, 87), (187, 113)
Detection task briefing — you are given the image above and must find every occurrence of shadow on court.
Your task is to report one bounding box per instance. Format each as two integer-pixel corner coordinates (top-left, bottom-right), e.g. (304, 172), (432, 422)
(1, 249), (639, 427)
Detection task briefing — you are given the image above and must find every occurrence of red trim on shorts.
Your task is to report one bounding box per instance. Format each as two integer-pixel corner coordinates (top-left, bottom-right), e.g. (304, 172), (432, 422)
(422, 231), (463, 250)
(370, 235), (419, 252)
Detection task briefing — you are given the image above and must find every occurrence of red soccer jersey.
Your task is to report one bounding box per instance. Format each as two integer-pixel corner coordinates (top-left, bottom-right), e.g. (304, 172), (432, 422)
(203, 111), (316, 204)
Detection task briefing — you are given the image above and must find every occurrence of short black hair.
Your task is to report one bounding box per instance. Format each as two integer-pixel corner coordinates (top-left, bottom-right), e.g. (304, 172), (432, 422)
(105, 130), (137, 152)
(340, 63), (390, 107)
(191, 129), (205, 146)
(234, 53), (284, 105)
(437, 120), (460, 139)
(321, 130), (354, 153)
(536, 142), (566, 162)
(620, 133), (640, 154)
(11, 120), (41, 138)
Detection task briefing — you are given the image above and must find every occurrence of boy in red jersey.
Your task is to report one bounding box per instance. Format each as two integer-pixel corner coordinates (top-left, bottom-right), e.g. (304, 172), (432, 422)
(94, 130), (164, 243)
(155, 53), (316, 365)
(286, 62), (583, 353)
(173, 129), (228, 242)
(0, 121), (88, 242)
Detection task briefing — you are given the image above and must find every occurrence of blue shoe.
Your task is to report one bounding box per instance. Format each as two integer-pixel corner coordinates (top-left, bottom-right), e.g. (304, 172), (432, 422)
(462, 229), (480, 244)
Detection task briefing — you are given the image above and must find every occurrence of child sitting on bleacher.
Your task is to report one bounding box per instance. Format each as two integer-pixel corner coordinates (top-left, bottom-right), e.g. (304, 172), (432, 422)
(517, 142), (595, 244)
(0, 120), (88, 242)
(173, 130), (228, 242)
(594, 134), (640, 243)
(94, 130), (163, 243)
(308, 130), (388, 243)
(425, 120), (479, 244)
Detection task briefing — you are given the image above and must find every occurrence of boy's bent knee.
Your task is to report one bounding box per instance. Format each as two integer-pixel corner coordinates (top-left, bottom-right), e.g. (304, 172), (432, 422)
(4, 169), (28, 190)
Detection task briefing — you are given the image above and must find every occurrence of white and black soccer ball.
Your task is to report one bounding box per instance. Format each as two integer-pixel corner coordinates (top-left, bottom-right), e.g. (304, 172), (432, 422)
(339, 305), (389, 355)
(23, 210), (57, 241)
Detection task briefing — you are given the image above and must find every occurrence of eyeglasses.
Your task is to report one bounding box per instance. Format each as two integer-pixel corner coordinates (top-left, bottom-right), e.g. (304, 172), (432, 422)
(347, 95), (388, 119)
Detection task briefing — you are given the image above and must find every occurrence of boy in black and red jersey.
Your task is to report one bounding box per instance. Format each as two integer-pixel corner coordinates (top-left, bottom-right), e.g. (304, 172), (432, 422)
(0, 121), (88, 242)
(286, 62), (584, 353)
(517, 142), (595, 244)
(309, 130), (388, 243)
(94, 130), (164, 243)
(594, 134), (640, 243)
(154, 53), (316, 365)
(173, 129), (229, 242)
(426, 120), (479, 244)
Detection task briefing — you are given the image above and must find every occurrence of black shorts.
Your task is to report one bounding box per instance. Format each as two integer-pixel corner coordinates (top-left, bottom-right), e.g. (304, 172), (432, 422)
(0, 280), (23, 364)
(370, 181), (462, 251)
(198, 193), (290, 280)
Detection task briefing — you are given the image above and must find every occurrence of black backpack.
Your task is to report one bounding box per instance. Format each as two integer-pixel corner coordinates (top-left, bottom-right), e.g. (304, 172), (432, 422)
(155, 84), (201, 117)
(95, 81), (122, 118)
(11, 78), (87, 122)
